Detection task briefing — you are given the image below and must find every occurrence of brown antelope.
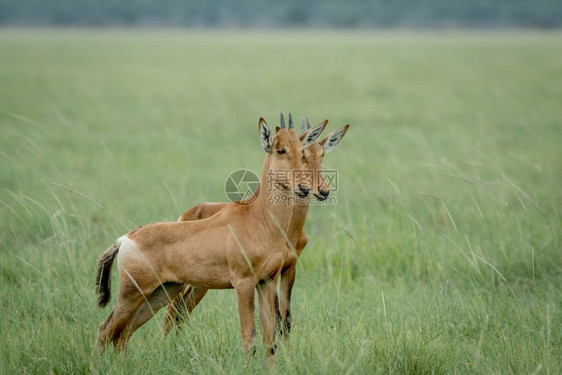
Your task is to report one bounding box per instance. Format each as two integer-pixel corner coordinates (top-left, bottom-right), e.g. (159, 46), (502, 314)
(94, 114), (327, 359)
(163, 118), (350, 337)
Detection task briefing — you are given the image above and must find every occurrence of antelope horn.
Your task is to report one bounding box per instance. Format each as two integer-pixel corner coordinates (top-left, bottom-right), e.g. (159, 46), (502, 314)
(306, 116), (312, 130)
(288, 113), (293, 129)
(300, 116), (306, 133)
(280, 113), (286, 129)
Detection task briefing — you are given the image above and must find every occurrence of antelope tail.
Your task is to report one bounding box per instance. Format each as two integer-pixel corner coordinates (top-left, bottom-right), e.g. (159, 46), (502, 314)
(95, 243), (119, 308)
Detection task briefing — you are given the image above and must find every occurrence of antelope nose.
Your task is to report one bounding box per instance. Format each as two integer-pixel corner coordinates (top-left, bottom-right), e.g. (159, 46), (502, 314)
(298, 184), (310, 196)
(319, 188), (330, 198)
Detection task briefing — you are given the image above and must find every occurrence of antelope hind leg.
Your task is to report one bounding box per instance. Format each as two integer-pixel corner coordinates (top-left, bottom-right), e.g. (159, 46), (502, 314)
(96, 288), (145, 354)
(124, 282), (185, 342)
(163, 285), (209, 336)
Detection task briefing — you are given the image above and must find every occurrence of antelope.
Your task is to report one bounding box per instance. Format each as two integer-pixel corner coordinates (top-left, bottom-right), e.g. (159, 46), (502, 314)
(94, 114), (327, 359)
(163, 117), (350, 337)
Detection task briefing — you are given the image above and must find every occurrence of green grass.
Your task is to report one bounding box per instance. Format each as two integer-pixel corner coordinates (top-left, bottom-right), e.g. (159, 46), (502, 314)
(1, 29), (561, 374)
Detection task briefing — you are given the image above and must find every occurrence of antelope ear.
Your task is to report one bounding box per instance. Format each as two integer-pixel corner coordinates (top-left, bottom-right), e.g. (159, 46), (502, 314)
(319, 124), (350, 153)
(300, 119), (328, 147)
(259, 118), (273, 153)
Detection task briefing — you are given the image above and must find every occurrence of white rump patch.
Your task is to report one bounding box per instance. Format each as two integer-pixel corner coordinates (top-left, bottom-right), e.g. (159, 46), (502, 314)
(116, 235), (140, 266)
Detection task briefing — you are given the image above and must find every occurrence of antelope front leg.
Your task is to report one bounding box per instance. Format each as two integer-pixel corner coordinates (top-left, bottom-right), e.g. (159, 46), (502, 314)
(258, 277), (279, 361)
(234, 278), (257, 357)
(277, 230), (307, 336)
(277, 264), (297, 336)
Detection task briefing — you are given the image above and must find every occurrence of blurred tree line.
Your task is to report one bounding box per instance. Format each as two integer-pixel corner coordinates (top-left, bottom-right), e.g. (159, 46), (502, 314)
(1, 0), (560, 28)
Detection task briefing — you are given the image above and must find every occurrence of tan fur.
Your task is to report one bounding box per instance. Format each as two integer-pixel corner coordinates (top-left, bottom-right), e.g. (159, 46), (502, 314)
(95, 120), (318, 360)
(178, 202), (226, 222)
(164, 121), (351, 337)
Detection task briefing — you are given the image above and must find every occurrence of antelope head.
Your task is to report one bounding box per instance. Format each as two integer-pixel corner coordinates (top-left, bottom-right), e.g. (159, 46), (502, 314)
(259, 113), (325, 198)
(300, 117), (350, 201)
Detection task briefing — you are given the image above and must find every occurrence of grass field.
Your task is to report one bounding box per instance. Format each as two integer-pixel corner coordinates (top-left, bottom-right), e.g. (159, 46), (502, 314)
(1, 29), (561, 374)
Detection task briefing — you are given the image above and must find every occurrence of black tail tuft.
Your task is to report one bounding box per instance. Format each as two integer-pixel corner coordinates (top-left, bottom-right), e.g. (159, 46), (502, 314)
(95, 244), (119, 308)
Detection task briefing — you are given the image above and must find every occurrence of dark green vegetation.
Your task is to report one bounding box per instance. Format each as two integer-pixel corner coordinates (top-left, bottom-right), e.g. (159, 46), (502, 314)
(1, 0), (562, 28)
(1, 30), (561, 374)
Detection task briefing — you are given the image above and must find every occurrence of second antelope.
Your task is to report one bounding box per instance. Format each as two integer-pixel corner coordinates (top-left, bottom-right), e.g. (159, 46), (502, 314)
(164, 117), (350, 337)
(94, 114), (326, 359)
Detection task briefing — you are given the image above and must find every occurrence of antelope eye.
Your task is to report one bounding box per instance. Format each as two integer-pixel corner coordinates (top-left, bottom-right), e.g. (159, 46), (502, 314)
(277, 149), (286, 154)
